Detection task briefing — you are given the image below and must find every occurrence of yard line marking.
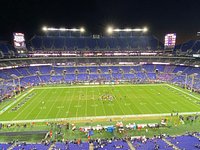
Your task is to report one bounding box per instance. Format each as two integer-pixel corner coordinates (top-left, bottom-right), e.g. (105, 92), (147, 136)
(121, 90), (133, 114)
(33, 89), (53, 119)
(55, 88), (68, 118)
(167, 84), (200, 101)
(44, 89), (64, 119)
(139, 102), (147, 105)
(97, 86), (107, 116)
(110, 86), (126, 115)
(0, 89), (33, 115)
(94, 89), (97, 118)
(74, 105), (82, 108)
(128, 86), (143, 114)
(12, 89), (46, 120)
(155, 102), (162, 105)
(75, 88), (82, 118)
(24, 89), (50, 120)
(66, 88), (76, 118)
(85, 87), (88, 117)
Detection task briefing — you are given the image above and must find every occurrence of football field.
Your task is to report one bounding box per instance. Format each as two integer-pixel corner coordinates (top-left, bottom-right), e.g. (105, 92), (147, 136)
(1, 84), (200, 122)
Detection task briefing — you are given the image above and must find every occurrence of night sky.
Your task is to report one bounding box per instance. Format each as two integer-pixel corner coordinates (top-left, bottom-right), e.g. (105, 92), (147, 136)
(0, 0), (200, 44)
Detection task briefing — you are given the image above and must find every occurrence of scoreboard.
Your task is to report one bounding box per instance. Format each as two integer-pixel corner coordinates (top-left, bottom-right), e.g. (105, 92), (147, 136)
(164, 33), (176, 49)
(13, 33), (26, 49)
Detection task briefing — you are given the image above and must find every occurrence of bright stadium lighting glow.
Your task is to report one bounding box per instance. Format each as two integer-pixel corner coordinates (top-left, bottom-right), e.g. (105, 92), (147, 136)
(114, 28), (121, 32)
(107, 26), (113, 34)
(59, 28), (66, 31)
(48, 27), (57, 31)
(42, 26), (47, 31)
(124, 28), (132, 32)
(80, 27), (85, 33)
(71, 28), (78, 32)
(107, 27), (149, 33)
(42, 27), (86, 32)
(143, 27), (148, 32)
(133, 28), (142, 32)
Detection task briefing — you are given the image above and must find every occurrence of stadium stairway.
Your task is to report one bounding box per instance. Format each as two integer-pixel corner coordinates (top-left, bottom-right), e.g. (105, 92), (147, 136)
(162, 138), (180, 150)
(89, 143), (94, 150)
(7, 143), (16, 150)
(126, 140), (136, 150)
(38, 75), (42, 82)
(25, 67), (32, 75)
(192, 134), (200, 139)
(48, 143), (55, 150)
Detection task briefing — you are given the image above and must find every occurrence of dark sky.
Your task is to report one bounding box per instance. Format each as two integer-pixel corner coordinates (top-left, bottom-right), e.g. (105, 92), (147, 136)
(0, 0), (200, 44)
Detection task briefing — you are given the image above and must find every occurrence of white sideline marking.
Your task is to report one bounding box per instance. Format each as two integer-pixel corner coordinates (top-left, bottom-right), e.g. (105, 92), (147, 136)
(0, 89), (33, 115)
(167, 84), (200, 101)
(33, 84), (164, 90)
(1, 111), (200, 124)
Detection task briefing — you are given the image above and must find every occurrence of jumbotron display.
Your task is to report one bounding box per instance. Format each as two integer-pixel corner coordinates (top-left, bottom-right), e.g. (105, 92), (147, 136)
(13, 32), (26, 48)
(164, 33), (176, 49)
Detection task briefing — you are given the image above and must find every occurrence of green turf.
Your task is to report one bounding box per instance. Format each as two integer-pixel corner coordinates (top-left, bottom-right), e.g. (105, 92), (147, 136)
(1, 84), (200, 121)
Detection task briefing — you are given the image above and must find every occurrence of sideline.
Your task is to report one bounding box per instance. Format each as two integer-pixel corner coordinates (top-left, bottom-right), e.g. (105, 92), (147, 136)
(33, 84), (165, 89)
(0, 89), (33, 115)
(166, 84), (200, 101)
(1, 111), (200, 124)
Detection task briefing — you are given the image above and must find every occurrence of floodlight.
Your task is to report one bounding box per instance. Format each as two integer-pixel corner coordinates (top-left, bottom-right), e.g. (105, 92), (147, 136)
(80, 27), (85, 33)
(143, 27), (148, 32)
(71, 28), (78, 32)
(41, 26), (86, 33)
(107, 26), (113, 34)
(42, 26), (47, 31)
(134, 28), (142, 32)
(124, 28), (132, 32)
(59, 28), (66, 31)
(48, 27), (57, 31)
(107, 27), (149, 33)
(114, 29), (121, 32)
